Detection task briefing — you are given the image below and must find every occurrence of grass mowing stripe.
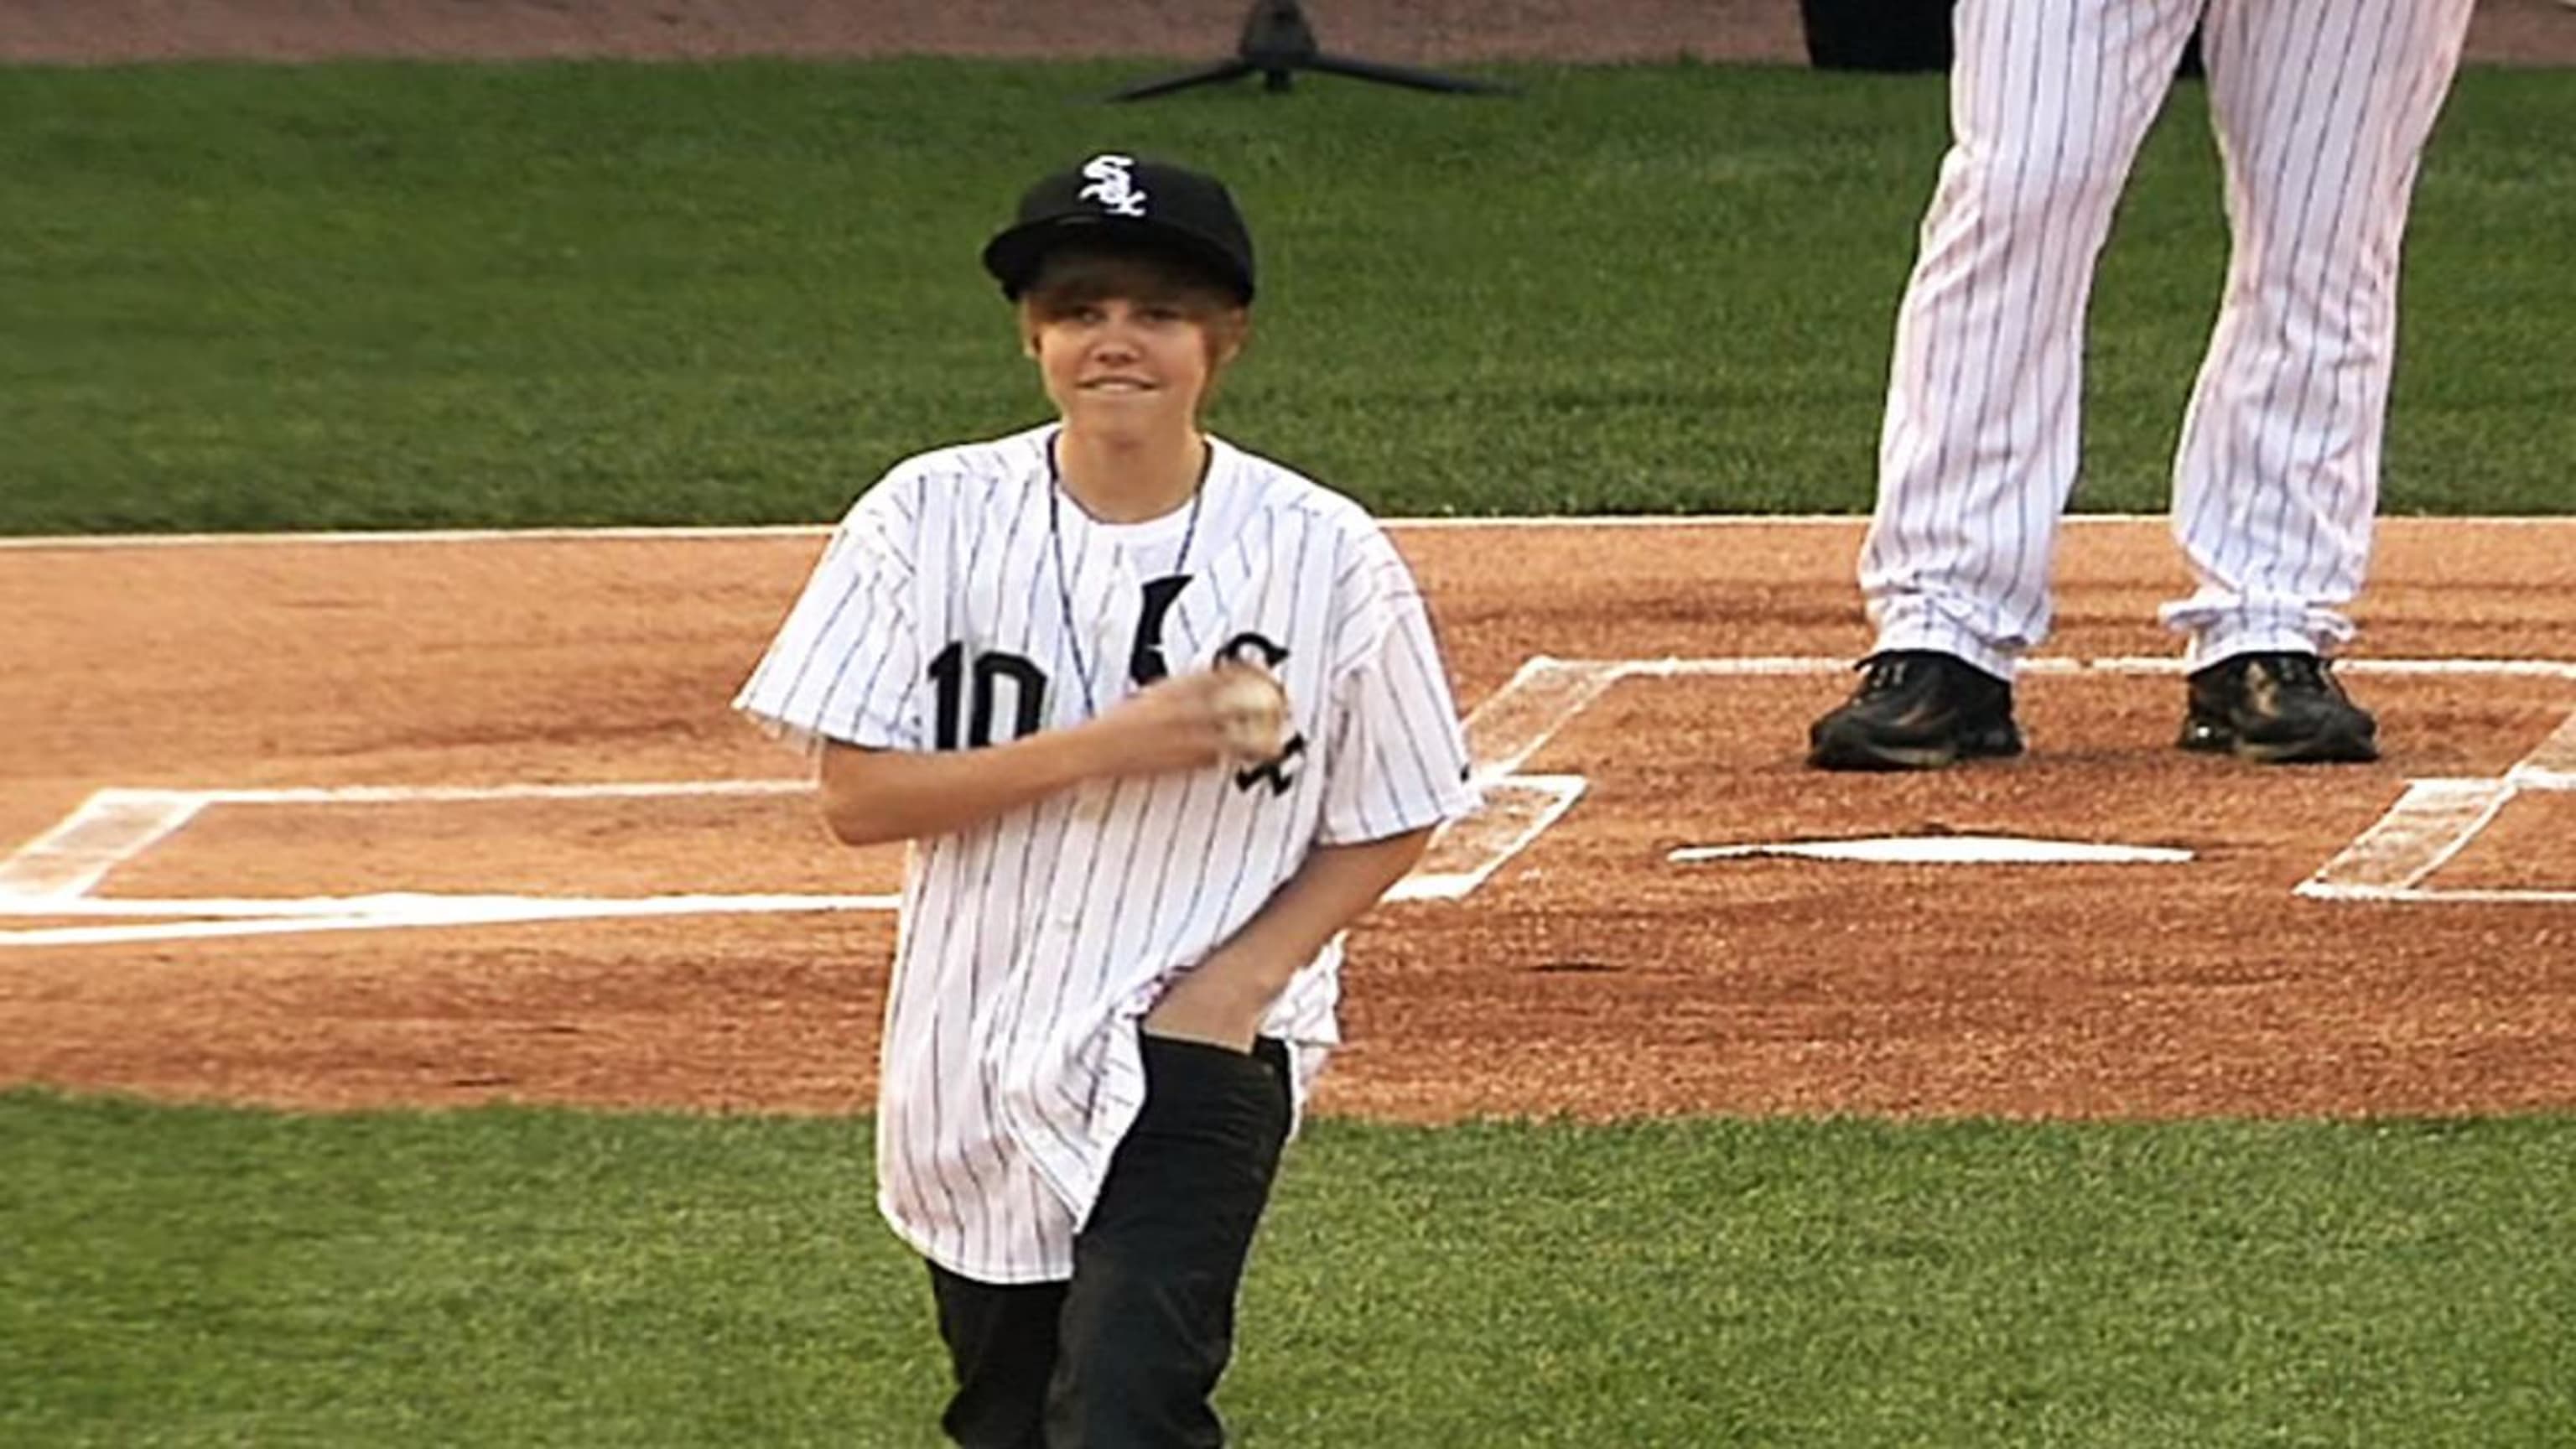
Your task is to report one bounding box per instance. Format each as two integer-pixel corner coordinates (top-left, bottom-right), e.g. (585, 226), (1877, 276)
(5, 1091), (2568, 1446)
(0, 62), (2569, 533)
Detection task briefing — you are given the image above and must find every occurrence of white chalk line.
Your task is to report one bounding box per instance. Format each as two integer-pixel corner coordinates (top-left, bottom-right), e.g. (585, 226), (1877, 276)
(1395, 776), (1587, 903)
(8, 514), (2576, 552)
(1464, 658), (1625, 783)
(184, 780), (812, 806)
(0, 779), (822, 903)
(1343, 655), (2576, 906)
(0, 777), (855, 948)
(8, 655), (2573, 944)
(0, 790), (207, 899)
(2297, 703), (2576, 903)
(0, 780), (817, 907)
(1672, 836), (2195, 866)
(2293, 782), (2520, 896)
(2514, 708), (2576, 778)
(1546, 657), (2576, 906)
(2297, 886), (2576, 905)
(1441, 655), (2576, 685)
(1614, 656), (2576, 680)
(0, 892), (905, 948)
(0, 658), (1610, 945)
(0, 518), (1887, 552)
(0, 891), (891, 920)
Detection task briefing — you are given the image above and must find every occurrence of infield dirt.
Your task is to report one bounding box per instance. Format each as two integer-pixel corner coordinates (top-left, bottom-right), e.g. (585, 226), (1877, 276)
(4, 4), (2571, 1120)
(4, 521), (2573, 1120)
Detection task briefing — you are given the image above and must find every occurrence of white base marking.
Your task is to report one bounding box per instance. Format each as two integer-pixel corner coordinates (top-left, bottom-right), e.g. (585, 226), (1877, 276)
(0, 891), (894, 921)
(0, 671), (1597, 938)
(2295, 781), (2516, 896)
(1672, 835), (2195, 866)
(186, 780), (811, 806)
(0, 778), (852, 948)
(2511, 707), (2576, 781)
(0, 892), (900, 948)
(1473, 655), (2576, 683)
(2298, 704), (2576, 903)
(0, 791), (206, 899)
(1463, 657), (1625, 782)
(1395, 776), (1587, 901)
(7, 656), (2573, 944)
(2302, 889), (2576, 905)
(8, 514), (2576, 551)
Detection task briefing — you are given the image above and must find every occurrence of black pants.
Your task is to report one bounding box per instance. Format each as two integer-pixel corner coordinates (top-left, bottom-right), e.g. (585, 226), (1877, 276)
(929, 1033), (1294, 1449)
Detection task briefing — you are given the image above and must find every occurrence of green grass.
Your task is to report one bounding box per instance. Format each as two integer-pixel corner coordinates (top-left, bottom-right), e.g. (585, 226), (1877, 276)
(2, 60), (2570, 533)
(6, 1090), (2570, 1447)
(6, 59), (2573, 1448)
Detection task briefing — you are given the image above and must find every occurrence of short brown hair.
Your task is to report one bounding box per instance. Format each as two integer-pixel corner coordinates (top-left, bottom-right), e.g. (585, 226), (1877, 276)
(1015, 239), (1249, 324)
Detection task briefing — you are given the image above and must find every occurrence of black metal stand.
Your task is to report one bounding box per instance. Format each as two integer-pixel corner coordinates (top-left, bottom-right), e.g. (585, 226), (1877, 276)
(1109, 0), (1512, 101)
(1800, 0), (2205, 78)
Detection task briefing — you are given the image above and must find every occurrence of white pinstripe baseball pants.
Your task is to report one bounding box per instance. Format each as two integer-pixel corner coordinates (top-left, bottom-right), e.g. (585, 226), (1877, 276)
(1859, 0), (2475, 677)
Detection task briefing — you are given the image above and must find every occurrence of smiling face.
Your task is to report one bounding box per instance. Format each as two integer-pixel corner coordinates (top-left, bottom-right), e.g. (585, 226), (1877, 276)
(1019, 245), (1249, 440)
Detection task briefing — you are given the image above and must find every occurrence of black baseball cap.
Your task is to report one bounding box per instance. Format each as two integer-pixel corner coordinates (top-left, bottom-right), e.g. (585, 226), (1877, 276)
(981, 153), (1256, 304)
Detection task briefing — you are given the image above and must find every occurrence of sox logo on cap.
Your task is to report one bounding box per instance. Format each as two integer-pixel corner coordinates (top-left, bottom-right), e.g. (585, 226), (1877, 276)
(1077, 153), (1148, 217)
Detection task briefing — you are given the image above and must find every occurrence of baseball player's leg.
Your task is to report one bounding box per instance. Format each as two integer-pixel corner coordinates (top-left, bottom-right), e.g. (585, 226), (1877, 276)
(927, 1265), (1064, 1449)
(1857, 0), (2206, 678)
(2160, 0), (2474, 668)
(1813, 0), (2205, 770)
(1045, 1034), (1292, 1447)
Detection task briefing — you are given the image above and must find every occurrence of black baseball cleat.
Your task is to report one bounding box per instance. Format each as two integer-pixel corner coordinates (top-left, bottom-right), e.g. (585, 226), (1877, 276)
(1807, 651), (2025, 771)
(2179, 652), (2380, 764)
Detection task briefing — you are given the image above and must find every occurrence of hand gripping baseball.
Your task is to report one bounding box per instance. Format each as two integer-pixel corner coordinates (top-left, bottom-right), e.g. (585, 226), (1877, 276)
(1207, 662), (1289, 766)
(1093, 662), (1289, 776)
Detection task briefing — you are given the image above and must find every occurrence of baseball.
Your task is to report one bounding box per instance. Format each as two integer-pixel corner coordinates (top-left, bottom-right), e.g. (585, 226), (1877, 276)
(1211, 666), (1288, 763)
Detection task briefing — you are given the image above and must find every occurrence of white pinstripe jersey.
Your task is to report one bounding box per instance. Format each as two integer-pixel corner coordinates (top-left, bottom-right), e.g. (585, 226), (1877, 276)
(735, 423), (1478, 1284)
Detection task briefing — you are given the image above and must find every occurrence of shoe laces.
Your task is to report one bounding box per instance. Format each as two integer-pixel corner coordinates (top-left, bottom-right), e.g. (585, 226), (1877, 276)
(2256, 653), (2341, 696)
(1855, 656), (1919, 697)
(2272, 653), (2324, 684)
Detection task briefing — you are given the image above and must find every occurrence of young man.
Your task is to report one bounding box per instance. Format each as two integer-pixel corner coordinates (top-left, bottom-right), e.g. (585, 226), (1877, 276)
(1806, 1), (2473, 771)
(734, 153), (1478, 1447)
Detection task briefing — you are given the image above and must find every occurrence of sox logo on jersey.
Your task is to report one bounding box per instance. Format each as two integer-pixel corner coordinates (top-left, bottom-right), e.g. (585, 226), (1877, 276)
(735, 423), (1476, 1284)
(1215, 630), (1306, 793)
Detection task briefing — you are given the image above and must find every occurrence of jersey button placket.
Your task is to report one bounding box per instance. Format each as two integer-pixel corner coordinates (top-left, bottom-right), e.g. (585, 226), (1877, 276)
(1070, 585), (1123, 832)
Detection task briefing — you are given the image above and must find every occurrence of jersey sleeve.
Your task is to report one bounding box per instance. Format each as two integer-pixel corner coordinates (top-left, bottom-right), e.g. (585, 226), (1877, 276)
(1315, 527), (1481, 846)
(731, 470), (927, 754)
